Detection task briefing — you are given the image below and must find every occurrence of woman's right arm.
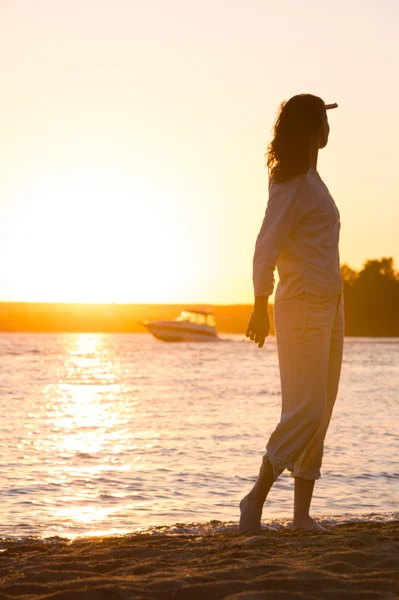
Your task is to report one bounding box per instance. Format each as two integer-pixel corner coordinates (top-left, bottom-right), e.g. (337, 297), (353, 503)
(247, 179), (300, 348)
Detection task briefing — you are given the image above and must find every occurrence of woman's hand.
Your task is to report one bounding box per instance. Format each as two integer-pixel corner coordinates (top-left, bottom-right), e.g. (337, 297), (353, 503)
(246, 308), (270, 348)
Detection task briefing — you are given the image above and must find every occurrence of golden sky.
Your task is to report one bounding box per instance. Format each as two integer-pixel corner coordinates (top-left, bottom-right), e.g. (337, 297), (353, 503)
(1, 0), (399, 304)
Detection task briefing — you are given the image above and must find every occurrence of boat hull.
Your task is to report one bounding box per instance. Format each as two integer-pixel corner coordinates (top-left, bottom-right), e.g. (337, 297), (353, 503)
(144, 322), (218, 342)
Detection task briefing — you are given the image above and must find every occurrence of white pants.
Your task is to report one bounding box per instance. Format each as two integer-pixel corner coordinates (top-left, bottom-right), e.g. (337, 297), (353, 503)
(265, 292), (344, 480)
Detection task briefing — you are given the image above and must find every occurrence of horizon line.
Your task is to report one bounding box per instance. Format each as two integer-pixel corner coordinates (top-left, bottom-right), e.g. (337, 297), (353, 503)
(0, 300), (256, 307)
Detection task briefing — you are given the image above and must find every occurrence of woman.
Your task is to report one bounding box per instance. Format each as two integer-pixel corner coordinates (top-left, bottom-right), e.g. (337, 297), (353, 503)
(239, 94), (344, 533)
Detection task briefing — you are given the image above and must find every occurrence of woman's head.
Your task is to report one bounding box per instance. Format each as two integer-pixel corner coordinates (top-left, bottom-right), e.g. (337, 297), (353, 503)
(267, 94), (329, 183)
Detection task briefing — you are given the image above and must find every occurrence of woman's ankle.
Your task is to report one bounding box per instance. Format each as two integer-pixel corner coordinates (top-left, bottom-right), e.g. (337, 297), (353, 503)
(293, 512), (310, 522)
(247, 488), (266, 505)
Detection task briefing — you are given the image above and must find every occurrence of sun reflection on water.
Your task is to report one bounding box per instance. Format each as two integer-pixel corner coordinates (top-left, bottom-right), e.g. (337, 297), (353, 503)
(52, 384), (119, 455)
(41, 333), (134, 535)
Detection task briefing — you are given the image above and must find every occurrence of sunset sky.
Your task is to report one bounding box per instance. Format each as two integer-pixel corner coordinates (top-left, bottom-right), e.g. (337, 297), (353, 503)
(1, 0), (399, 304)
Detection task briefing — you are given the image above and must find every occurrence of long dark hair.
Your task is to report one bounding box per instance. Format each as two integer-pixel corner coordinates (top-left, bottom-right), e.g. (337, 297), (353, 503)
(267, 94), (326, 183)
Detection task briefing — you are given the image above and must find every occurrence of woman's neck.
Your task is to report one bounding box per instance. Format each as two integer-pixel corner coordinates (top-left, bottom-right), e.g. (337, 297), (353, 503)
(309, 146), (318, 170)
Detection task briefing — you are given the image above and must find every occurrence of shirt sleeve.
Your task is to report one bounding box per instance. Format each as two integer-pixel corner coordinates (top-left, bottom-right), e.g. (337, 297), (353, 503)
(253, 177), (301, 296)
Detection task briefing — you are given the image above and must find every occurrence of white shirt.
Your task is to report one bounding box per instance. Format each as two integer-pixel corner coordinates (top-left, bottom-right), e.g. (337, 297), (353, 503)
(253, 168), (343, 300)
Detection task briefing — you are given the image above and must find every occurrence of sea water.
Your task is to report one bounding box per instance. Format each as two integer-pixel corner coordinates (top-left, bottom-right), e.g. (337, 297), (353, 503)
(0, 333), (397, 539)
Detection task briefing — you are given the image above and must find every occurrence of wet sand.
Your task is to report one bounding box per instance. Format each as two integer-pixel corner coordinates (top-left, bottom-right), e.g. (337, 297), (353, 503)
(0, 521), (398, 599)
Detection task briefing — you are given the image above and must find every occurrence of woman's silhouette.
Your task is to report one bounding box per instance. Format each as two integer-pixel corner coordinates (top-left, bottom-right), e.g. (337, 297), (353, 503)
(240, 94), (344, 533)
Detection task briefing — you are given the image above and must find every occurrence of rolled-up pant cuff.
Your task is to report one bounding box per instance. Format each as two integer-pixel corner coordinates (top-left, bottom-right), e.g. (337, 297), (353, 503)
(265, 454), (321, 481)
(288, 466), (321, 480)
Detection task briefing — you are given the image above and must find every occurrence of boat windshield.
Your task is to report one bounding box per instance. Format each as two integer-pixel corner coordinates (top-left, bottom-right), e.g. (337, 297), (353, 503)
(177, 311), (216, 327)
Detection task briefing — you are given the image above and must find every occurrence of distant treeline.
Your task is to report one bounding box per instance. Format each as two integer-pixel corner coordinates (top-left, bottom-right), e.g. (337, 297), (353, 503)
(341, 258), (399, 336)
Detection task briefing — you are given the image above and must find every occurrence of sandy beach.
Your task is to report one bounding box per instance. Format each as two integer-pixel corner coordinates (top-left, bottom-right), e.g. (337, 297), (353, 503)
(0, 521), (398, 599)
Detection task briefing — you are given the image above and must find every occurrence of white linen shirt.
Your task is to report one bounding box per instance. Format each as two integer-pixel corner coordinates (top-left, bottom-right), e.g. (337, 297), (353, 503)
(253, 168), (343, 300)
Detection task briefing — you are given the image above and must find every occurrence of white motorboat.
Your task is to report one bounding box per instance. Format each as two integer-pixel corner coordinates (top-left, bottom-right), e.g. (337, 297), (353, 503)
(143, 310), (218, 342)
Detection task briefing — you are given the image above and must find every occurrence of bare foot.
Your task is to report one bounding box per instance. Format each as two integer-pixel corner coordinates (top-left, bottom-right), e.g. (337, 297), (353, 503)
(292, 515), (327, 531)
(238, 494), (263, 534)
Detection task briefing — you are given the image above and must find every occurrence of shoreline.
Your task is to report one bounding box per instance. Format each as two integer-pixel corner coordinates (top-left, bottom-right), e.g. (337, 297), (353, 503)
(1, 513), (398, 543)
(0, 521), (398, 599)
